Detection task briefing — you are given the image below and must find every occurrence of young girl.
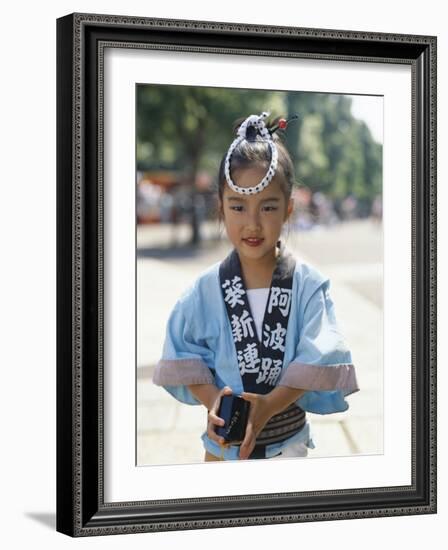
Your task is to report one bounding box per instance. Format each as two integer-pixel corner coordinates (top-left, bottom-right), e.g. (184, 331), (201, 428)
(153, 112), (359, 461)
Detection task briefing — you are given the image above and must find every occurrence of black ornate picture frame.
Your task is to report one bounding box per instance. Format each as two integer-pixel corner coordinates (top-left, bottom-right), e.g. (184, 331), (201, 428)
(56, 12), (437, 536)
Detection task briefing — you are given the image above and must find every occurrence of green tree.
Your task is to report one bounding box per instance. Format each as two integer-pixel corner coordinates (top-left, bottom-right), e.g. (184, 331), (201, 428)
(137, 86), (382, 242)
(285, 91), (382, 209)
(137, 85), (275, 244)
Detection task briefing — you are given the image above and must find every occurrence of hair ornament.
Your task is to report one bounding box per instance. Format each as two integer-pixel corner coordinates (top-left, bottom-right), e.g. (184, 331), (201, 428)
(268, 114), (299, 135)
(224, 111), (278, 195)
(224, 112), (298, 195)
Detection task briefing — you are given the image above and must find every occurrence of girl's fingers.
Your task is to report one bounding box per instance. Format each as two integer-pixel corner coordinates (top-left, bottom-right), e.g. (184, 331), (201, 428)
(208, 387), (235, 449)
(210, 386), (232, 414)
(239, 422), (256, 460)
(240, 391), (257, 402)
(207, 418), (228, 446)
(208, 412), (225, 426)
(239, 438), (255, 459)
(208, 429), (227, 446)
(208, 408), (227, 445)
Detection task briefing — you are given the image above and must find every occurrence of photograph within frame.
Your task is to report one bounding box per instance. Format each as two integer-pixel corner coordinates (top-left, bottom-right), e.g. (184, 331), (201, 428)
(105, 47), (409, 501)
(134, 82), (384, 468)
(56, 12), (436, 537)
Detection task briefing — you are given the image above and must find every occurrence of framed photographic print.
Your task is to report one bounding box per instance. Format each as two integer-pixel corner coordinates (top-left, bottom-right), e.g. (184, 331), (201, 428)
(56, 12), (437, 536)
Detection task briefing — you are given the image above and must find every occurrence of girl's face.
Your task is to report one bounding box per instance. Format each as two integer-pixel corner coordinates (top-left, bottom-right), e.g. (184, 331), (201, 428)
(220, 166), (293, 265)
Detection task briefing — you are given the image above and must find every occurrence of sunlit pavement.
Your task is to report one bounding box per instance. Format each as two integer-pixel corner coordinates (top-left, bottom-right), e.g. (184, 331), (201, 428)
(137, 219), (383, 465)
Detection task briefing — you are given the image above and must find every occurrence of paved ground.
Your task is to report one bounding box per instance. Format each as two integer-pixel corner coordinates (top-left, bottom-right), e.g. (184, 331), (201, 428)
(136, 219), (383, 465)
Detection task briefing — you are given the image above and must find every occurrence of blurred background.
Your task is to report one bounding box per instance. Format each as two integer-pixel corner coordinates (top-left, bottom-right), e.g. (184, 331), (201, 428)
(136, 85), (383, 466)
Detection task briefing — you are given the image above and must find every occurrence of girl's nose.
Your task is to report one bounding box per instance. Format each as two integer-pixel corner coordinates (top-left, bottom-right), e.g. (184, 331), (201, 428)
(246, 210), (261, 229)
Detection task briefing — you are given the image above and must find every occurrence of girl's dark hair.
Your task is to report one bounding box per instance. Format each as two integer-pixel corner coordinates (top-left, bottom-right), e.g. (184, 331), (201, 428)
(217, 115), (296, 203)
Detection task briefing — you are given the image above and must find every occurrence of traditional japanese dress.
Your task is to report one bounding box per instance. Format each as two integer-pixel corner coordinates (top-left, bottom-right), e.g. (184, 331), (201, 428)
(153, 244), (359, 460)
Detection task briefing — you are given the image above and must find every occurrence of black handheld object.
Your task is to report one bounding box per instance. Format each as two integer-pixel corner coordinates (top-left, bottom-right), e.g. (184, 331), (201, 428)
(215, 394), (250, 444)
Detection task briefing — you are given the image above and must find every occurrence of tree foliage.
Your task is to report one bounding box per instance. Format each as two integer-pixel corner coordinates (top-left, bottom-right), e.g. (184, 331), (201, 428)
(137, 85), (382, 205)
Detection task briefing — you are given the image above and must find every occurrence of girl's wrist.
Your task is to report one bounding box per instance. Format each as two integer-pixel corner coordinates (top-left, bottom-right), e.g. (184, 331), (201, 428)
(188, 383), (221, 411)
(263, 392), (282, 417)
(206, 386), (222, 411)
(264, 386), (305, 416)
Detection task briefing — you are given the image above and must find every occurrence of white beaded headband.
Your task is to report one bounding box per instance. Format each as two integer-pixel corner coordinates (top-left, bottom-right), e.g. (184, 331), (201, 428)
(224, 112), (274, 195)
(224, 112), (296, 195)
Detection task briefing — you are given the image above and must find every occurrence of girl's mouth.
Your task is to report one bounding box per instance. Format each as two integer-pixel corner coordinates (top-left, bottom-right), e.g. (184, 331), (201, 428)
(243, 238), (264, 247)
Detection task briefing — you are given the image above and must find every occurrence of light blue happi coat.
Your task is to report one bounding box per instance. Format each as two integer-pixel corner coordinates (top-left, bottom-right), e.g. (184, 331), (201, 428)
(153, 256), (359, 459)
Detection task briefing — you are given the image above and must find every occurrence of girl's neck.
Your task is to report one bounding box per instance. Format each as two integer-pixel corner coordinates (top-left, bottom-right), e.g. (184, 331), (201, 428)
(240, 248), (279, 289)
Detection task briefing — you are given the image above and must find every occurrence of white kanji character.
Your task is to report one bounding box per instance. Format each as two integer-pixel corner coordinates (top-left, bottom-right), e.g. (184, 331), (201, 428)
(263, 322), (286, 352)
(231, 310), (254, 343)
(266, 359), (283, 385)
(222, 276), (245, 308)
(278, 288), (292, 317)
(267, 287), (281, 314)
(237, 343), (260, 375)
(267, 287), (292, 317)
(256, 357), (272, 384)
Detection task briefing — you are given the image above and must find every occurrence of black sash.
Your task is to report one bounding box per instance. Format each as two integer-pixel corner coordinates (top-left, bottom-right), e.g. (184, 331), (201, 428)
(219, 246), (306, 451)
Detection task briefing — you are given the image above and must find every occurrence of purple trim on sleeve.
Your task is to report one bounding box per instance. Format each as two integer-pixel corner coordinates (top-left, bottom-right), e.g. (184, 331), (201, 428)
(152, 359), (214, 386)
(278, 362), (359, 393)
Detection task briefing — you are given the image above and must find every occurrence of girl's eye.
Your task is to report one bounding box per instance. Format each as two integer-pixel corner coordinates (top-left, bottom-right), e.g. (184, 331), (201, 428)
(228, 205), (278, 212)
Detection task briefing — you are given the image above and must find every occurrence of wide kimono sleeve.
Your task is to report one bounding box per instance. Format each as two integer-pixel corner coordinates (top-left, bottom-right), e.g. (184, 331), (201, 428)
(152, 289), (216, 405)
(278, 279), (359, 414)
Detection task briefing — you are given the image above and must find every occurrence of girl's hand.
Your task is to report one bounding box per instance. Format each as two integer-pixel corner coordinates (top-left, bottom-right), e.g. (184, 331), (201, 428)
(238, 392), (276, 460)
(206, 386), (233, 448)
